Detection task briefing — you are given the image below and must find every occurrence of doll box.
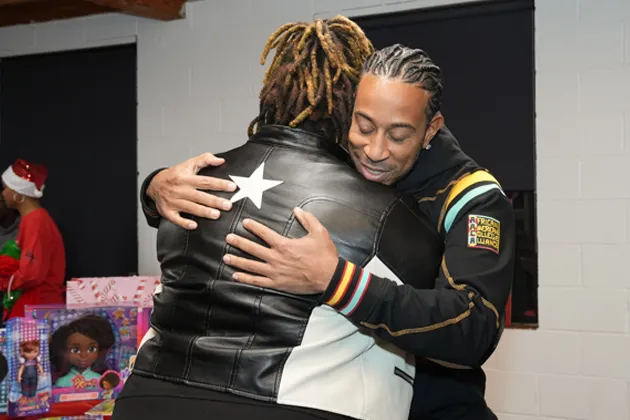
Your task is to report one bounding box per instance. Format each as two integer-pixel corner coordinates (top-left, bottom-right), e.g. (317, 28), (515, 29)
(6, 318), (52, 417)
(0, 329), (8, 413)
(25, 305), (138, 403)
(85, 398), (115, 417)
(65, 277), (160, 308)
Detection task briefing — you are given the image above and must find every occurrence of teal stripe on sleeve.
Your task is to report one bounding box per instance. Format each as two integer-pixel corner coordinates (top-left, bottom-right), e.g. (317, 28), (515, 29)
(340, 270), (371, 316)
(444, 184), (501, 233)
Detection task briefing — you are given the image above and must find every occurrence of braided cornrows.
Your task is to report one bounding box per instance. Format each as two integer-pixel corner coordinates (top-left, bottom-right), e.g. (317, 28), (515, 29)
(362, 44), (443, 122)
(249, 16), (374, 142)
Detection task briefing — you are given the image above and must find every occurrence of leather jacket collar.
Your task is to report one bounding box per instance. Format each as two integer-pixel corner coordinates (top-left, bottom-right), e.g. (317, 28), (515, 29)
(250, 124), (345, 156)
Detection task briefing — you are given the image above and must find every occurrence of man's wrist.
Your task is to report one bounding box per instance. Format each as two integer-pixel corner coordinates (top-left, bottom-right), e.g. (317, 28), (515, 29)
(319, 259), (369, 312)
(140, 168), (165, 218)
(318, 258), (389, 322)
(145, 168), (166, 201)
(314, 253), (338, 293)
(319, 258), (346, 305)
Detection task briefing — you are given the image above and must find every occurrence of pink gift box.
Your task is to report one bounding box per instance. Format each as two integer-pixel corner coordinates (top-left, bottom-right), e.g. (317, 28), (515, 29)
(66, 276), (160, 308)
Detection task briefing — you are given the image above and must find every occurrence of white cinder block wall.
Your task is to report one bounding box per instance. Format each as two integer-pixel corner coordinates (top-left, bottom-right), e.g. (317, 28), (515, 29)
(0, 0), (628, 418)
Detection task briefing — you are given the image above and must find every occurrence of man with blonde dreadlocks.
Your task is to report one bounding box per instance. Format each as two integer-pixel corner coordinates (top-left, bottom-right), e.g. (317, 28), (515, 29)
(112, 17), (443, 420)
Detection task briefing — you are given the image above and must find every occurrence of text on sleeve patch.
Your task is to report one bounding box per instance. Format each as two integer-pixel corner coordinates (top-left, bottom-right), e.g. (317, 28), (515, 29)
(467, 214), (500, 254)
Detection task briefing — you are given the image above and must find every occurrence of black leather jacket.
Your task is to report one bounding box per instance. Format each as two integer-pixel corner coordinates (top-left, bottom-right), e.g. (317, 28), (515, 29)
(133, 125), (443, 420)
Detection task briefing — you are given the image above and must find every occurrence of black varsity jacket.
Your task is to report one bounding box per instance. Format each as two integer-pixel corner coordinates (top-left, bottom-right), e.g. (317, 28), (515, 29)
(330, 125), (515, 369)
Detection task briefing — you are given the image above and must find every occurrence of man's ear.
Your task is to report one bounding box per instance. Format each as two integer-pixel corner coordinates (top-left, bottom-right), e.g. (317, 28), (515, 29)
(423, 113), (444, 148)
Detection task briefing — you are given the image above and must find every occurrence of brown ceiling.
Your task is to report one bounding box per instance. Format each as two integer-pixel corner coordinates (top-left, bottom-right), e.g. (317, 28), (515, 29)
(0, 0), (187, 28)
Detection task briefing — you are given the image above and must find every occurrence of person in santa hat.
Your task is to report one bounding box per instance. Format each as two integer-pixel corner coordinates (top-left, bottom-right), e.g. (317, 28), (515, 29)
(0, 159), (65, 319)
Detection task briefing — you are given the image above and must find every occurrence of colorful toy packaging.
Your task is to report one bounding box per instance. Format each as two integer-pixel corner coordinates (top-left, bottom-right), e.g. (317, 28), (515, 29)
(25, 305), (138, 403)
(136, 307), (151, 348)
(6, 318), (52, 417)
(0, 329), (8, 413)
(65, 276), (160, 308)
(85, 398), (115, 417)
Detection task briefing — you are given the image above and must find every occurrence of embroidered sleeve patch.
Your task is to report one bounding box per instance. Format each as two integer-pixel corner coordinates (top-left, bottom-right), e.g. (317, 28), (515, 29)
(467, 215), (500, 254)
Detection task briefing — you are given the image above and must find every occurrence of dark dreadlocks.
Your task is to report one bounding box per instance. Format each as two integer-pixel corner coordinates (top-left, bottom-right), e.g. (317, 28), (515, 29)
(362, 44), (443, 122)
(248, 16), (374, 142)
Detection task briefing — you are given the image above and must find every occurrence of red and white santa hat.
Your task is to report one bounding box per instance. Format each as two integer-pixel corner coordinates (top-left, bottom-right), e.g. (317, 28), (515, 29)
(1, 159), (47, 198)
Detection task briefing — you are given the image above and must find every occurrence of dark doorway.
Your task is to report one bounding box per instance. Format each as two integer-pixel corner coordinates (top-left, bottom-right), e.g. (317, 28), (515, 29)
(355, 0), (537, 327)
(0, 44), (138, 279)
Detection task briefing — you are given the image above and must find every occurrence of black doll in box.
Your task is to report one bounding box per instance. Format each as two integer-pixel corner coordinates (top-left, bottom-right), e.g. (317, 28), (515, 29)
(26, 305), (138, 402)
(50, 314), (115, 390)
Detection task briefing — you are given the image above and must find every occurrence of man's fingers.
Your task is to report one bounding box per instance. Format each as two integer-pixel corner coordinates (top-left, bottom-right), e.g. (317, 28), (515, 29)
(189, 153), (225, 173)
(189, 190), (233, 212)
(226, 234), (274, 262)
(163, 211), (197, 230)
(231, 272), (273, 289)
(186, 174), (237, 193)
(223, 254), (272, 277)
(175, 199), (222, 220)
(241, 219), (284, 247)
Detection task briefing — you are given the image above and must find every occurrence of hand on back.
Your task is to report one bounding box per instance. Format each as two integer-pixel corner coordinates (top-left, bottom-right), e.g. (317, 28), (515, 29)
(147, 153), (237, 230)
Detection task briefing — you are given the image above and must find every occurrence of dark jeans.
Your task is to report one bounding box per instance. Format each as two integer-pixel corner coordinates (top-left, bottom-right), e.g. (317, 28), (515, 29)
(410, 360), (497, 420)
(112, 374), (356, 420)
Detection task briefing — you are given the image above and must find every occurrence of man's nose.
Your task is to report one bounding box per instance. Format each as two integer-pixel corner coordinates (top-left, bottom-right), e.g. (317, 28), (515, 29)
(364, 137), (389, 163)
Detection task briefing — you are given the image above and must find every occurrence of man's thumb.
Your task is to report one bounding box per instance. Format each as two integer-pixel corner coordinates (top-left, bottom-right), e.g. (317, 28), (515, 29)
(294, 207), (319, 234)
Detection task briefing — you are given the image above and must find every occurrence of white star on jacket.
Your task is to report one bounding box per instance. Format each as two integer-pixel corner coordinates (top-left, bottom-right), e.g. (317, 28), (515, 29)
(229, 163), (283, 209)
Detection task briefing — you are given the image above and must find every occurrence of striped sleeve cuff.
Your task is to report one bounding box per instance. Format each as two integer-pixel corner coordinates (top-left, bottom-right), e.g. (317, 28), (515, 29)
(319, 258), (380, 319)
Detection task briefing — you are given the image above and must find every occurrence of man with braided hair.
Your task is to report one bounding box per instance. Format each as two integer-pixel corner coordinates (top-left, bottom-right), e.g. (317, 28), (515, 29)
(141, 36), (515, 419)
(113, 17), (444, 420)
